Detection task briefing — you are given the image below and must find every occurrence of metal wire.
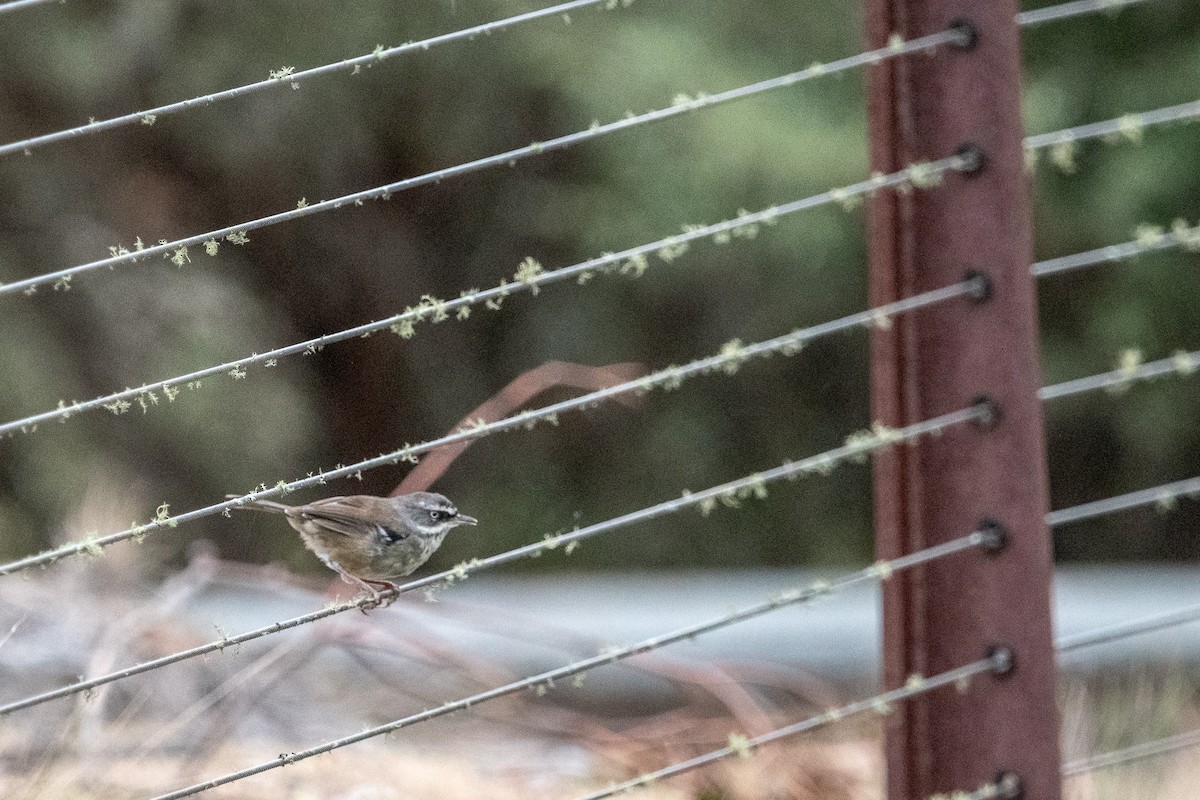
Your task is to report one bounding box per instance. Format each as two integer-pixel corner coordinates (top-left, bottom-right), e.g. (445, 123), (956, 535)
(1016, 0), (1148, 27)
(0, 0), (1139, 159)
(1045, 476), (1200, 527)
(1025, 99), (1200, 152)
(0, 0), (615, 157)
(3, 313), (1190, 577)
(4, 98), (1191, 299)
(1038, 350), (1198, 400)
(0, 0), (61, 15)
(1062, 726), (1200, 777)
(1058, 602), (1200, 653)
(1032, 223), (1200, 277)
(7, 214), (1189, 438)
(0, 158), (975, 437)
(0, 406), (988, 717)
(147, 619), (1006, 800)
(0, 280), (985, 578)
(572, 654), (1010, 800)
(0, 30), (970, 299)
(4, 465), (1191, 724)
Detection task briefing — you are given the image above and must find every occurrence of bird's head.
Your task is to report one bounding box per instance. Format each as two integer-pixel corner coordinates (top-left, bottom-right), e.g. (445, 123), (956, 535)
(393, 492), (477, 538)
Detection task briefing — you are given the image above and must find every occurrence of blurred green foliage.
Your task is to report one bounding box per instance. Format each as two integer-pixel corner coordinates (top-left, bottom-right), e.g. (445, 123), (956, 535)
(0, 0), (1196, 579)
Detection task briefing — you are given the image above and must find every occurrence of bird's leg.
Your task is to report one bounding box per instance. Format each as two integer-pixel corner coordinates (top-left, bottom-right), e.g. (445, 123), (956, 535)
(360, 578), (401, 610)
(332, 568), (392, 613)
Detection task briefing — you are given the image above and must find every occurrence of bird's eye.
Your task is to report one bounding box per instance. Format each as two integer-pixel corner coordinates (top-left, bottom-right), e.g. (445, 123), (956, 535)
(428, 510), (442, 521)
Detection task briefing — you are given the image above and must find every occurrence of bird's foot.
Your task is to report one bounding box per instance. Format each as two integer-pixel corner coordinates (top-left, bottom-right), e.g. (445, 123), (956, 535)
(357, 581), (400, 613)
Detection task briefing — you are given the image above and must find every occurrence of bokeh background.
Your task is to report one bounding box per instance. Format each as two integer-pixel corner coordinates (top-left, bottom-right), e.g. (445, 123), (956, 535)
(0, 0), (1196, 580)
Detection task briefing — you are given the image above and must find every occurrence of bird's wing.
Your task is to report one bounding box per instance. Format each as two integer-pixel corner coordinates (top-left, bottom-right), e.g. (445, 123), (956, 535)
(290, 495), (396, 539)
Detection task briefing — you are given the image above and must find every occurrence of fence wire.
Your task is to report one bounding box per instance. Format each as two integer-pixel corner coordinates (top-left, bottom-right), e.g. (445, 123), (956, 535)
(0, 30), (970, 299)
(10, 200), (1192, 445)
(0, 157), (976, 437)
(1045, 476), (1200, 527)
(1039, 349), (1199, 401)
(0, 0), (60, 15)
(573, 574), (1200, 800)
(0, 2), (1174, 299)
(1, 269), (1193, 579)
(0, 282), (988, 578)
(5, 214), (1195, 438)
(571, 654), (1011, 800)
(147, 626), (1009, 800)
(0, 0), (620, 157)
(1, 0), (1134, 158)
(1032, 223), (1200, 277)
(1058, 602), (1200, 653)
(1, 463), (1193, 720)
(1025, 99), (1200, 153)
(1016, 0), (1147, 27)
(0, 406), (1192, 779)
(1, 0), (1193, 795)
(1063, 726), (1200, 777)
(0, 405), (988, 717)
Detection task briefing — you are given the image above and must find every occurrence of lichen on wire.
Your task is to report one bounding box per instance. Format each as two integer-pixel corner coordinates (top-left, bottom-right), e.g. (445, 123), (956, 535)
(0, 155), (974, 437)
(0, 0), (627, 157)
(144, 537), (997, 800)
(0, 308), (987, 578)
(0, 406), (989, 718)
(9, 202), (1191, 441)
(1033, 221), (1200, 276)
(1025, 99), (1200, 174)
(570, 652), (1011, 800)
(1044, 475), (1200, 528)
(0, 29), (976, 299)
(1039, 348), (1199, 400)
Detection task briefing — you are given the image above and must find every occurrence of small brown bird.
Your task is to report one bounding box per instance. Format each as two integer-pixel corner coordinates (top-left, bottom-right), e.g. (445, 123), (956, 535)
(232, 492), (477, 606)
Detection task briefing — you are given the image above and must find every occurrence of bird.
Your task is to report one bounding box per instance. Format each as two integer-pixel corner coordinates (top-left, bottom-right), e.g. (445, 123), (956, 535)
(230, 491), (477, 607)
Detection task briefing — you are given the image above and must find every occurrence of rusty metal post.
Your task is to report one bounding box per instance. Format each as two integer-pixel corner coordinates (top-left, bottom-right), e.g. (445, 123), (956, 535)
(864, 1), (1062, 799)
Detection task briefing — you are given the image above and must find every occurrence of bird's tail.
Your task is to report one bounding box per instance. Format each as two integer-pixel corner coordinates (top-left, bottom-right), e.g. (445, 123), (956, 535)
(225, 494), (291, 514)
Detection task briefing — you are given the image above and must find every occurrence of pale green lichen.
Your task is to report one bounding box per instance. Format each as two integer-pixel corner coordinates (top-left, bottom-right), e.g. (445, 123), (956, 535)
(1118, 348), (1143, 376)
(1115, 113), (1144, 144)
(869, 560), (894, 580)
(1049, 139), (1078, 174)
(655, 236), (689, 263)
(718, 339), (749, 375)
(830, 186), (863, 212)
(727, 733), (752, 759)
(1170, 218), (1200, 251)
(1173, 350), (1198, 376)
(1134, 223), (1166, 248)
(620, 253), (650, 277)
(907, 161), (943, 188)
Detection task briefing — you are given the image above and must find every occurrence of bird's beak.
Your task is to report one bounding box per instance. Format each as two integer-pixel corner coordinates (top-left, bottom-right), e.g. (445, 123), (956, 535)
(454, 514), (478, 527)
